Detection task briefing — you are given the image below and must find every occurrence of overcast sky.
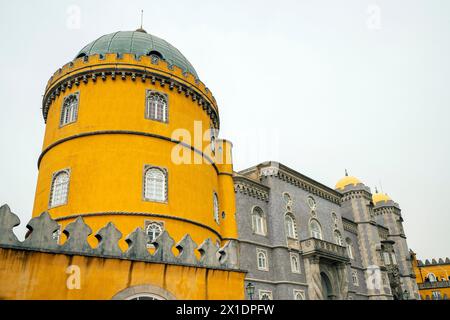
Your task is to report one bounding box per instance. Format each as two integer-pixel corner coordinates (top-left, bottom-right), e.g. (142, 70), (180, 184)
(0, 0), (449, 259)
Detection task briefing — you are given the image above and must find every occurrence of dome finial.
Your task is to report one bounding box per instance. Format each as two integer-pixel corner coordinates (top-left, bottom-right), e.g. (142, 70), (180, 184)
(136, 9), (147, 33)
(345, 169), (348, 176)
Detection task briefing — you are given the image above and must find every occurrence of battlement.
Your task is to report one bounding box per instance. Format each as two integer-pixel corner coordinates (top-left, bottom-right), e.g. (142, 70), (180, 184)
(417, 257), (450, 267)
(0, 204), (239, 271)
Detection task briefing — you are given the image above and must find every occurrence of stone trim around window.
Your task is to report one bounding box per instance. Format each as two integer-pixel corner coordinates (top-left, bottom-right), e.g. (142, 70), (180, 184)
(142, 165), (168, 203)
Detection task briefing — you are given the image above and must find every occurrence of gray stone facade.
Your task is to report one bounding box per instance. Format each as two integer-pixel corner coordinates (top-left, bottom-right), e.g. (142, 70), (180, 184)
(234, 161), (419, 300)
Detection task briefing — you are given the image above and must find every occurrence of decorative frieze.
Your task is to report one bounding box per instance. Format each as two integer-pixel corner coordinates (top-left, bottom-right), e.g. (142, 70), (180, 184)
(233, 176), (269, 202)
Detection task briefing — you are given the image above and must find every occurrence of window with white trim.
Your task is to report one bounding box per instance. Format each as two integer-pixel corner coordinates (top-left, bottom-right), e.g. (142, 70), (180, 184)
(144, 166), (167, 202)
(60, 93), (79, 126)
(346, 238), (354, 260)
(334, 230), (343, 246)
(391, 253), (397, 265)
(252, 207), (266, 235)
(146, 91), (168, 123)
(259, 290), (273, 300)
(49, 170), (70, 208)
(290, 253), (301, 273)
(352, 270), (359, 286)
(285, 213), (297, 239)
(213, 192), (220, 225)
(309, 219), (322, 239)
(428, 273), (437, 282)
(257, 248), (268, 271)
(145, 222), (163, 246)
(293, 289), (305, 300)
(383, 252), (391, 265)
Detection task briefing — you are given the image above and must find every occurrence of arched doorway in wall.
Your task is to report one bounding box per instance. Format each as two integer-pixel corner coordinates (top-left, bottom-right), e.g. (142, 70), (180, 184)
(320, 272), (334, 300)
(111, 284), (177, 300)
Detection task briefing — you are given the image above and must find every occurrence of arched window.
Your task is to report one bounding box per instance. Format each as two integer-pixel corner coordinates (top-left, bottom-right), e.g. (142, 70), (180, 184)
(428, 273), (437, 282)
(309, 219), (322, 239)
(128, 294), (165, 300)
(334, 230), (343, 246)
(306, 196), (317, 210)
(346, 238), (354, 259)
(294, 290), (305, 300)
(146, 91), (168, 123)
(49, 170), (70, 208)
(213, 192), (220, 225)
(259, 290), (273, 300)
(290, 253), (300, 273)
(285, 214), (297, 239)
(146, 222), (163, 245)
(252, 207), (266, 235)
(210, 126), (216, 154)
(257, 248), (268, 271)
(144, 167), (167, 202)
(60, 93), (79, 126)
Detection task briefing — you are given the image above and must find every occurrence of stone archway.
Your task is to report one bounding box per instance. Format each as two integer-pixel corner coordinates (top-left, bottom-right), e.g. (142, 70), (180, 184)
(320, 272), (334, 300)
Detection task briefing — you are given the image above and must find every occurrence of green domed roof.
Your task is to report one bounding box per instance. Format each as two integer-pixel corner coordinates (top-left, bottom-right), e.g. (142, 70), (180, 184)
(76, 30), (198, 78)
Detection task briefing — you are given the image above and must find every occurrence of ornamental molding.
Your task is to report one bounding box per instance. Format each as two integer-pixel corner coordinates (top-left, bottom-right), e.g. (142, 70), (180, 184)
(253, 163), (341, 205)
(0, 204), (240, 271)
(233, 176), (270, 202)
(342, 218), (358, 235)
(42, 66), (220, 129)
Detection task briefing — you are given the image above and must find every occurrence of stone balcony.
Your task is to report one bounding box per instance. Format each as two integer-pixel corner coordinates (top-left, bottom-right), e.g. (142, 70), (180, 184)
(300, 238), (349, 263)
(418, 280), (450, 290)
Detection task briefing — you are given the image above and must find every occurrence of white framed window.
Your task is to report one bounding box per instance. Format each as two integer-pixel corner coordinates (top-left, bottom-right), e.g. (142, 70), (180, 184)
(60, 92), (79, 126)
(309, 219), (322, 239)
(210, 126), (216, 154)
(432, 290), (441, 300)
(143, 166), (167, 202)
(352, 270), (359, 286)
(334, 230), (343, 246)
(145, 221), (164, 246)
(252, 206), (266, 236)
(428, 273), (437, 282)
(391, 253), (397, 265)
(257, 248), (269, 271)
(290, 253), (301, 273)
(146, 90), (168, 123)
(346, 238), (354, 260)
(49, 169), (70, 208)
(285, 213), (297, 239)
(383, 252), (391, 265)
(213, 192), (220, 225)
(259, 290), (273, 300)
(293, 289), (305, 300)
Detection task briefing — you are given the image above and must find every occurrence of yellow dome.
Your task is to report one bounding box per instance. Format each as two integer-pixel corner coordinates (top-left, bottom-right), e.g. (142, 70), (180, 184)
(372, 193), (392, 204)
(335, 175), (361, 190)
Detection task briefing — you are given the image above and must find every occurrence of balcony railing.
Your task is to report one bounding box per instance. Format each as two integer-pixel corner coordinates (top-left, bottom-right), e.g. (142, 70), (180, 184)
(418, 280), (450, 290)
(300, 237), (349, 263)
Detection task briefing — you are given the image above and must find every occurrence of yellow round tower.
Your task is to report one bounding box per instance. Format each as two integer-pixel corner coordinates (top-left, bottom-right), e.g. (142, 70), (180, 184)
(32, 30), (237, 248)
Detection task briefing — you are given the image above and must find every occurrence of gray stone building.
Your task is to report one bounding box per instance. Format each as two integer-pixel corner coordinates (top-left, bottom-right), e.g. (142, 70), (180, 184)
(234, 161), (419, 300)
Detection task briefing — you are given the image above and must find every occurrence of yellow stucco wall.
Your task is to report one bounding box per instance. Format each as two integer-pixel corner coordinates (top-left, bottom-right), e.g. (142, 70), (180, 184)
(412, 254), (450, 300)
(33, 53), (238, 243)
(0, 248), (245, 300)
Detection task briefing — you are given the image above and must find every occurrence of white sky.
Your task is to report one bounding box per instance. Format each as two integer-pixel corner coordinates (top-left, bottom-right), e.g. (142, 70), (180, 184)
(0, 0), (449, 260)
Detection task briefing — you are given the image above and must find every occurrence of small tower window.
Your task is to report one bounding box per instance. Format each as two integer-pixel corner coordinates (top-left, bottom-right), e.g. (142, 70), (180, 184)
(60, 93), (79, 126)
(49, 170), (70, 208)
(257, 248), (268, 271)
(144, 166), (167, 202)
(252, 207), (266, 235)
(213, 192), (220, 225)
(346, 238), (354, 259)
(146, 91), (168, 123)
(290, 253), (301, 273)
